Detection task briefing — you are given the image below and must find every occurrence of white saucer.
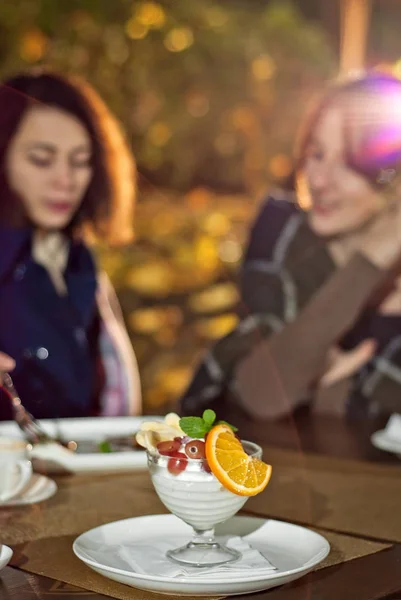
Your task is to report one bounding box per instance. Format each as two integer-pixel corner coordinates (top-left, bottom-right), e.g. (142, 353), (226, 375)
(371, 429), (401, 458)
(73, 514), (330, 596)
(0, 474), (57, 507)
(0, 545), (13, 570)
(371, 414), (401, 459)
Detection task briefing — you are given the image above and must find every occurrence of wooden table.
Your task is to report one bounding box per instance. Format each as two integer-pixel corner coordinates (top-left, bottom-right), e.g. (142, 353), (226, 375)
(227, 405), (396, 463)
(1, 412), (401, 600)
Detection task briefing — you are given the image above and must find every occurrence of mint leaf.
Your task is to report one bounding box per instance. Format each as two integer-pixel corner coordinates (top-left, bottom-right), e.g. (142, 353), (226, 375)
(179, 413), (237, 438)
(202, 409), (216, 428)
(98, 440), (112, 453)
(216, 420), (238, 432)
(179, 417), (207, 438)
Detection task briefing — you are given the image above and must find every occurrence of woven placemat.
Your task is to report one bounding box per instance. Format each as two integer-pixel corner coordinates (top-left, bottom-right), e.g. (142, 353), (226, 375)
(247, 461), (401, 543)
(9, 527), (389, 600)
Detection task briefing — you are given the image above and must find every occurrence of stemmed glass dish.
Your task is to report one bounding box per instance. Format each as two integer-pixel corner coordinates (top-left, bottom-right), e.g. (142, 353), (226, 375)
(147, 439), (262, 567)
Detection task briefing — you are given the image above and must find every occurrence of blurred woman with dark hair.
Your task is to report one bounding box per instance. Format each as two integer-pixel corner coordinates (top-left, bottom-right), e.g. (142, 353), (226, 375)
(0, 69), (141, 420)
(180, 71), (401, 421)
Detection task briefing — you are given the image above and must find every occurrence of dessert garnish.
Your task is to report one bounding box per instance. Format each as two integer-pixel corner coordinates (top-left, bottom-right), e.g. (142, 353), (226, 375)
(136, 410), (272, 496)
(205, 423), (272, 496)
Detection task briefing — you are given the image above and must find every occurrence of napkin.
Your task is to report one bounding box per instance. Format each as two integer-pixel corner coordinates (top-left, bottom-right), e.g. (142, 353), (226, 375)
(115, 536), (277, 579)
(384, 414), (401, 440)
(0, 544), (13, 571)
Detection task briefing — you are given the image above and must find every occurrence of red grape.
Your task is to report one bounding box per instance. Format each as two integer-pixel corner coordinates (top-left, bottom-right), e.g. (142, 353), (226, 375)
(184, 440), (206, 459)
(167, 451), (187, 475)
(174, 435), (191, 444)
(202, 461), (212, 473)
(157, 439), (180, 456)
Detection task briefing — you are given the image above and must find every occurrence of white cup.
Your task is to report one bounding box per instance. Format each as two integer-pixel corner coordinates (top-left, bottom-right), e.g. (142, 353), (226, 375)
(0, 437), (33, 503)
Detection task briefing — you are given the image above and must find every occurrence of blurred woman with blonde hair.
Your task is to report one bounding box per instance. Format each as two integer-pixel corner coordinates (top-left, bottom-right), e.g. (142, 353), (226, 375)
(181, 71), (401, 421)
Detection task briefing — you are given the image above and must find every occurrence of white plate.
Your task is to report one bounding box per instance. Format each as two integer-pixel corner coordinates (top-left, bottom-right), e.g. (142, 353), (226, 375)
(0, 545), (13, 570)
(0, 416), (162, 474)
(371, 414), (401, 459)
(73, 514), (330, 596)
(0, 474), (57, 507)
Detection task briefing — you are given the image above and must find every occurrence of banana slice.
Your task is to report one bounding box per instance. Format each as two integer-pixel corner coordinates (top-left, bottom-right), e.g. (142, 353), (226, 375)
(155, 426), (183, 441)
(136, 430), (160, 452)
(140, 421), (167, 432)
(164, 412), (182, 429)
(136, 412), (185, 451)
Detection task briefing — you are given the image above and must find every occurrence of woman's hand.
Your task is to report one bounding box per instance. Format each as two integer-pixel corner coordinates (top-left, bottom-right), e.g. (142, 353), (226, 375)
(0, 352), (16, 385)
(319, 339), (376, 388)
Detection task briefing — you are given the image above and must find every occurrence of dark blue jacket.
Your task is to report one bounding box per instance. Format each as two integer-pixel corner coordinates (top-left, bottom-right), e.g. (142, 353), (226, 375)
(0, 227), (100, 420)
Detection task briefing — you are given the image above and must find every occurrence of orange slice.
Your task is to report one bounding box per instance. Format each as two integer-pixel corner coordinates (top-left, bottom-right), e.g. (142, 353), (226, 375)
(205, 424), (272, 496)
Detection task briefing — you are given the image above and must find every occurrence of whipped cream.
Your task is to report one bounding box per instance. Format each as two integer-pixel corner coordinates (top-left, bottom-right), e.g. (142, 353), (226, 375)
(149, 455), (248, 531)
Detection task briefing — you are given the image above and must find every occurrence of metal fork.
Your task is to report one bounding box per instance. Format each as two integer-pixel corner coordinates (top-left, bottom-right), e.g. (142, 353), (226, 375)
(2, 373), (66, 446)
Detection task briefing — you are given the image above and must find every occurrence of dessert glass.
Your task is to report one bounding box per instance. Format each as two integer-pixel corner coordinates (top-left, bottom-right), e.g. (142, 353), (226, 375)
(147, 440), (262, 567)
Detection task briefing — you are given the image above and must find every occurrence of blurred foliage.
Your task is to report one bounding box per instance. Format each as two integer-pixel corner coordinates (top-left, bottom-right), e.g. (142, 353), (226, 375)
(0, 0), (334, 193)
(0, 0), (336, 411)
(96, 188), (253, 411)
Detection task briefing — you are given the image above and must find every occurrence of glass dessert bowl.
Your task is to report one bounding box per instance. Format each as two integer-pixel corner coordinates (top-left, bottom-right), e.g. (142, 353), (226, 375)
(137, 412), (272, 568)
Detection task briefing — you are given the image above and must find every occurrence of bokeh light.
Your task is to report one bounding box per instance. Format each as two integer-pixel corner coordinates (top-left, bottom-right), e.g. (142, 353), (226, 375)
(186, 92), (210, 117)
(189, 283), (239, 314)
(19, 29), (48, 62)
(164, 27), (194, 52)
(135, 2), (166, 29)
(204, 7), (229, 29)
(269, 154), (293, 178)
(148, 122), (172, 147)
(125, 19), (148, 39)
(251, 55), (276, 81)
(219, 239), (242, 264)
(195, 314), (239, 340)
